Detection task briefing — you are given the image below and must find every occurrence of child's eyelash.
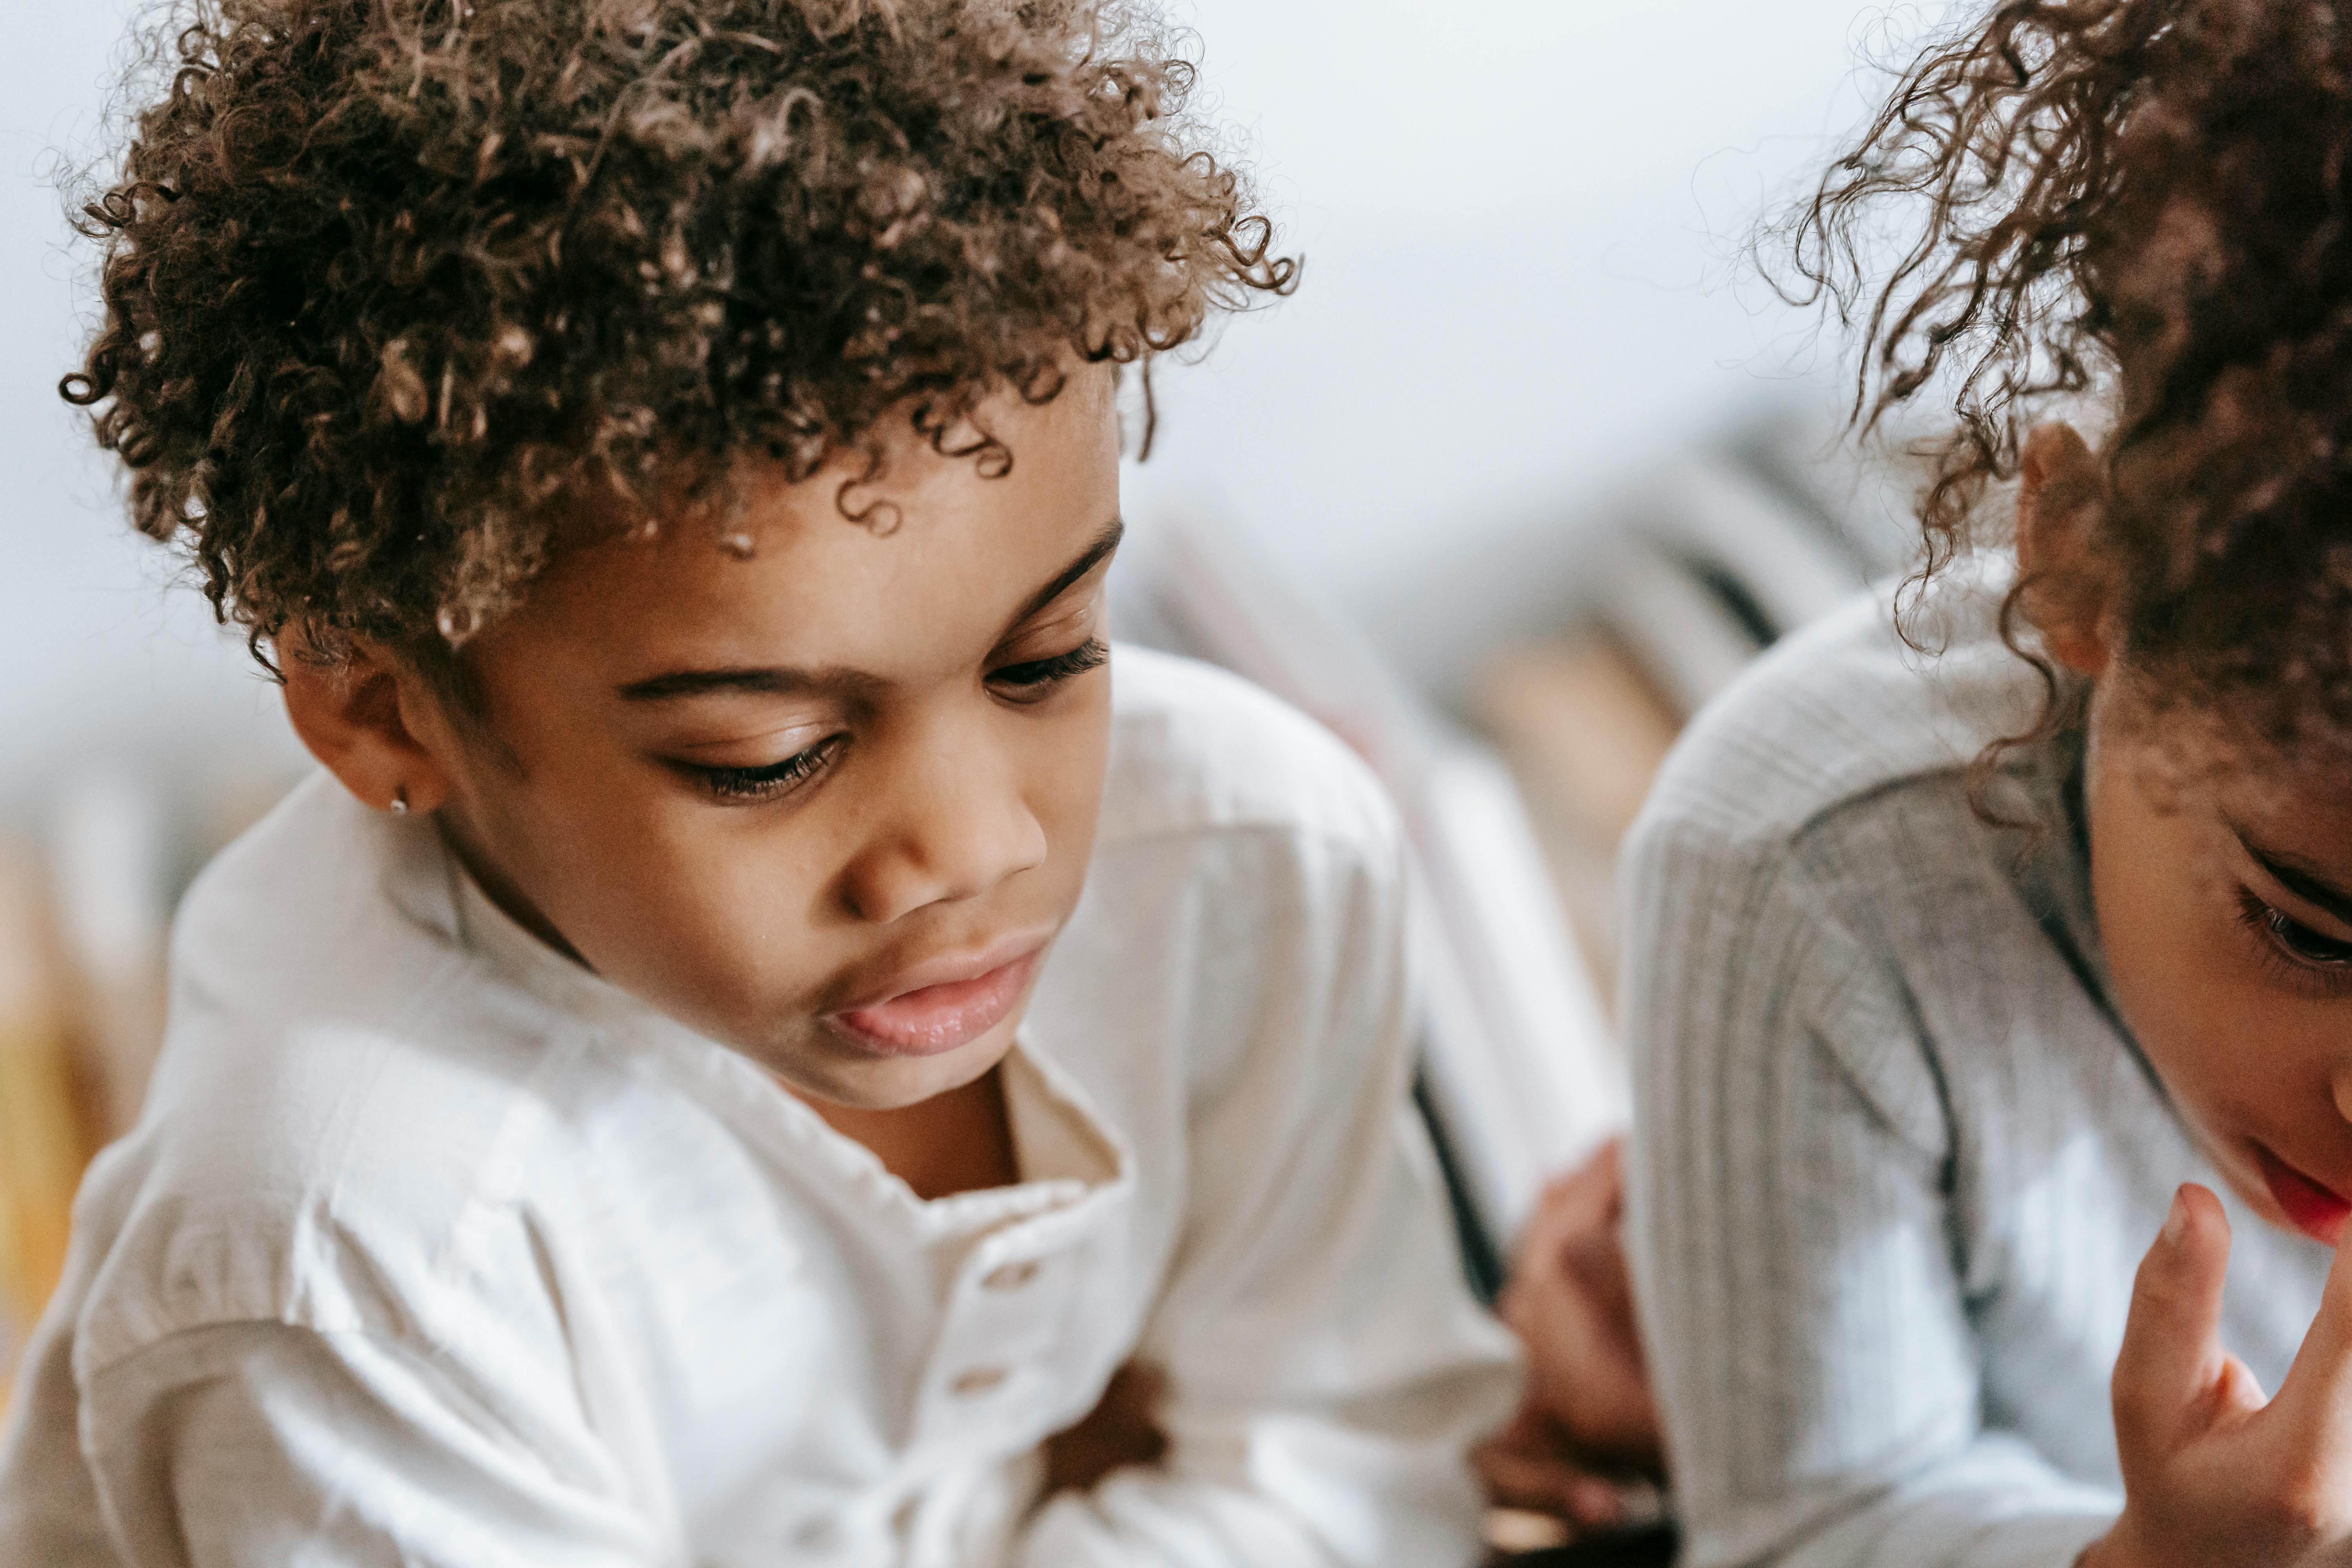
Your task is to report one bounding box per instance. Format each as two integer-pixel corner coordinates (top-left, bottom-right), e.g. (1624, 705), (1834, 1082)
(2234, 887), (2352, 990)
(990, 638), (1109, 692)
(677, 643), (1103, 803)
(690, 735), (845, 804)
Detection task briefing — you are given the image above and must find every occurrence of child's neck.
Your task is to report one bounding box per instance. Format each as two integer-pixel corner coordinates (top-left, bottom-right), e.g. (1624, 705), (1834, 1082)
(801, 1066), (1021, 1201)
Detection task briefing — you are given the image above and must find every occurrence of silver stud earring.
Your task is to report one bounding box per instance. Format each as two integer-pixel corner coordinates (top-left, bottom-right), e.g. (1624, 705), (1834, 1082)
(389, 787), (410, 816)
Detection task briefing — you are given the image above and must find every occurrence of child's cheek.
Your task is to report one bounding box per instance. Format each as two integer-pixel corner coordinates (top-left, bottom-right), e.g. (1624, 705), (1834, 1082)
(1028, 677), (1114, 869)
(2086, 757), (2239, 1102)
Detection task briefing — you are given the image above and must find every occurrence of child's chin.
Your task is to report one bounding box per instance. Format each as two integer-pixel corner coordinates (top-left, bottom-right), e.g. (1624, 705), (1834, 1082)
(779, 1025), (1017, 1112)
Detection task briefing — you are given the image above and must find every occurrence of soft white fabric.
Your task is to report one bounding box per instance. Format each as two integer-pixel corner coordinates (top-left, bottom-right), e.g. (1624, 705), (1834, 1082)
(1620, 570), (2336, 1568)
(0, 645), (1516, 1568)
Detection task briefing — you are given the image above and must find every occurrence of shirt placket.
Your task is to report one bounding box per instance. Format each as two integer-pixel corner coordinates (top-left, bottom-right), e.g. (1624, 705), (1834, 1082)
(906, 1194), (1121, 1460)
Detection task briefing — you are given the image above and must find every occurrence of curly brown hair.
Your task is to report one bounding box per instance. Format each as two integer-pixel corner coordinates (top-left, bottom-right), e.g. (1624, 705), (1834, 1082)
(66, 0), (1292, 664)
(1782, 0), (2352, 779)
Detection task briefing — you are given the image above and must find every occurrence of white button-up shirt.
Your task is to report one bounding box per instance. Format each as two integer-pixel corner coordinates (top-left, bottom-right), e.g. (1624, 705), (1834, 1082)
(0, 647), (1517, 1567)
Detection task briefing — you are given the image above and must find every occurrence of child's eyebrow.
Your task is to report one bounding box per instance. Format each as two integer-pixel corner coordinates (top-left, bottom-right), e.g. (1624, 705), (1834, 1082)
(612, 516), (1123, 704)
(613, 664), (885, 703)
(1006, 515), (1124, 631)
(2236, 829), (2352, 927)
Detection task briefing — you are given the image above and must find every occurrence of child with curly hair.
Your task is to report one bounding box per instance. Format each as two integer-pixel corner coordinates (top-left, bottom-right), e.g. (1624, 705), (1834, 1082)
(0, 3), (1518, 1563)
(1622, 2), (2352, 1564)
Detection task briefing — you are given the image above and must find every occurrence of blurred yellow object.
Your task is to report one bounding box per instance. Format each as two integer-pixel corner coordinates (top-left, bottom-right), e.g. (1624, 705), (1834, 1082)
(0, 840), (89, 1413)
(45, 771), (172, 1144)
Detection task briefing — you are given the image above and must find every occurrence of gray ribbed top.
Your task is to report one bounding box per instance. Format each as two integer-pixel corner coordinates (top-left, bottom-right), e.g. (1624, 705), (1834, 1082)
(1620, 569), (2332, 1568)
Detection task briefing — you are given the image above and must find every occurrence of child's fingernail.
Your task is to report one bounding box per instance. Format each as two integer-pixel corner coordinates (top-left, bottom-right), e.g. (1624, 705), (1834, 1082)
(2162, 1187), (2189, 1247)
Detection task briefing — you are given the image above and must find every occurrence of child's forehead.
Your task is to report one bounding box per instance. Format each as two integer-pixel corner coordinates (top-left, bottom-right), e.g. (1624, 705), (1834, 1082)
(486, 386), (1122, 671)
(2107, 699), (2352, 847)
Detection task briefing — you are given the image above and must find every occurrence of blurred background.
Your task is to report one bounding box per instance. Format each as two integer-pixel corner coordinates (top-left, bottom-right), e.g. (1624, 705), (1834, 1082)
(0, 0), (1956, 1426)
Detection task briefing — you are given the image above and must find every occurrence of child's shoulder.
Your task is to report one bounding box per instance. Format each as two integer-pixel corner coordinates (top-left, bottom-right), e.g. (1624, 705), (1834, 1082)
(1035, 646), (1408, 1105)
(69, 779), (607, 1375)
(162, 772), (585, 1108)
(1099, 644), (1395, 857)
(1635, 561), (2048, 858)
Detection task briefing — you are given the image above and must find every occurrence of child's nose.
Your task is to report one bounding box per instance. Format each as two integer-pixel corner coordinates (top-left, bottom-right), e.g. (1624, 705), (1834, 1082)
(836, 720), (1049, 924)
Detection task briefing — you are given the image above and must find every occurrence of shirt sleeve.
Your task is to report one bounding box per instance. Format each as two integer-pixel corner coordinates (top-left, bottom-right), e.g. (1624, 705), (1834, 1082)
(1014, 821), (1521, 1568)
(1620, 811), (2116, 1568)
(78, 1319), (663, 1568)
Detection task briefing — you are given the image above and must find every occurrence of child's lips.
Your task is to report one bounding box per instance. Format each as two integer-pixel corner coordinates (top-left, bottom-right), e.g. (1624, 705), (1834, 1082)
(2253, 1142), (2352, 1245)
(826, 947), (1042, 1058)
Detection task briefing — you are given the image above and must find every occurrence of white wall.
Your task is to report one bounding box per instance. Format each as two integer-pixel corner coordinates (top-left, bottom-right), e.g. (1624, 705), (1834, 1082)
(0, 0), (301, 810)
(1138, 0), (1948, 684)
(0, 1), (1946, 801)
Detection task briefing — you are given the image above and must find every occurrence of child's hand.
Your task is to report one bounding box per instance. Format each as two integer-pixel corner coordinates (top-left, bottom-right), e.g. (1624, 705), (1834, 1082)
(1477, 1138), (1664, 1530)
(1044, 1361), (1169, 1495)
(2086, 1184), (2352, 1568)
(1473, 1402), (1657, 1532)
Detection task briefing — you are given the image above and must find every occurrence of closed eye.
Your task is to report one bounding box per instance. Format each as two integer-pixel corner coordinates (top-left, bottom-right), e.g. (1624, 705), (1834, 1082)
(682, 734), (846, 805)
(989, 638), (1108, 698)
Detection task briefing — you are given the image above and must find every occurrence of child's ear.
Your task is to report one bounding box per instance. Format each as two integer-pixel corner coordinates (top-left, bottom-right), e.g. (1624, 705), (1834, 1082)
(278, 628), (455, 816)
(2015, 421), (2113, 677)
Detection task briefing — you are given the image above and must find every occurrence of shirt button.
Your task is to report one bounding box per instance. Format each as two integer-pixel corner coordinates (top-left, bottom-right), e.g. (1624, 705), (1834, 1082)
(982, 1259), (1041, 1292)
(950, 1366), (1010, 1397)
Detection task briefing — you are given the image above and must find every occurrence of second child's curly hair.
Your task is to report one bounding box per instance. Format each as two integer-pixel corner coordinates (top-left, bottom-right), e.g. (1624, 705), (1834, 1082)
(1781, 0), (2352, 774)
(68, 0), (1292, 662)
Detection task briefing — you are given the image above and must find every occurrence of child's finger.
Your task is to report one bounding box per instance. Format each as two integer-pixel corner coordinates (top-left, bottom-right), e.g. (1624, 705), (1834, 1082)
(2111, 1184), (2235, 1452)
(1517, 1138), (1626, 1265)
(1472, 1439), (1628, 1528)
(2270, 1209), (2352, 1447)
